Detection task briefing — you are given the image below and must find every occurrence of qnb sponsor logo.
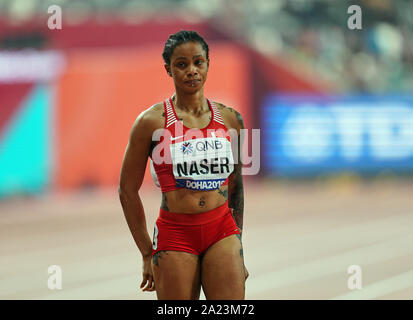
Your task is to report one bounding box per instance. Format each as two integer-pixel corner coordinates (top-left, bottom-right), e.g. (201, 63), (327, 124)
(195, 140), (223, 152)
(181, 142), (193, 155)
(0, 50), (66, 83)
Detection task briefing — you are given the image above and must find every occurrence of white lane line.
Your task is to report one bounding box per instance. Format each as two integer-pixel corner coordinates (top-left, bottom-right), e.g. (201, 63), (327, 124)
(332, 269), (413, 300)
(35, 274), (156, 300)
(245, 233), (413, 298)
(0, 250), (137, 298)
(245, 211), (413, 249)
(243, 212), (413, 277)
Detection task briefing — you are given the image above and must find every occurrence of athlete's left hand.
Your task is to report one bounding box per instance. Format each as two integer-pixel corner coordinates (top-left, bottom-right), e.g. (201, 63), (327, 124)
(140, 255), (155, 292)
(244, 265), (249, 280)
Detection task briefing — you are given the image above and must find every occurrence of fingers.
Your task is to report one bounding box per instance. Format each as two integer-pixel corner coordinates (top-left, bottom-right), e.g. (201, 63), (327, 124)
(244, 266), (249, 280)
(140, 274), (156, 292)
(141, 257), (156, 292)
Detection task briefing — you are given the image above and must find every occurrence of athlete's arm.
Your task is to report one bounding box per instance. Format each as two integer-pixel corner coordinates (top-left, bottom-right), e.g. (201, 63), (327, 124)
(217, 103), (245, 238)
(228, 109), (245, 238)
(221, 104), (249, 280)
(212, 102), (249, 279)
(118, 109), (158, 291)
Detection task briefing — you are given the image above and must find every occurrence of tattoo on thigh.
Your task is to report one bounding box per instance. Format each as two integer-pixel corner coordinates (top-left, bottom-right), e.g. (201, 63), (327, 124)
(152, 251), (168, 266)
(235, 234), (243, 258)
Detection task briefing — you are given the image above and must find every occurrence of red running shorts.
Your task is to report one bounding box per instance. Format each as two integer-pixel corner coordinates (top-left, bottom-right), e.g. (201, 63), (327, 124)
(152, 201), (240, 256)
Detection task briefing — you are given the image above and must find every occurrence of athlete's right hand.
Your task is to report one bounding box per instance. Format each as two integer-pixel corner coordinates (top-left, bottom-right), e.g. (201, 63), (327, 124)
(140, 256), (155, 292)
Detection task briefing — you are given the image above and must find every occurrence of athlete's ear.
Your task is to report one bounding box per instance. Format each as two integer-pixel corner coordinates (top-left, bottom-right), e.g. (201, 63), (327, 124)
(164, 64), (172, 77)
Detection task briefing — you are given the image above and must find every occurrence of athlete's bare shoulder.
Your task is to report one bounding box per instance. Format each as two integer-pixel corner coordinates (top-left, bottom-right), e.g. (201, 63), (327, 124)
(142, 102), (164, 122)
(135, 102), (164, 127)
(129, 102), (164, 144)
(213, 101), (244, 130)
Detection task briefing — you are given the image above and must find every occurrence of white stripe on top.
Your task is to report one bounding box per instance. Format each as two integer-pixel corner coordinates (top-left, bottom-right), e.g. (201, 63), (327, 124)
(210, 101), (225, 125)
(165, 98), (177, 128)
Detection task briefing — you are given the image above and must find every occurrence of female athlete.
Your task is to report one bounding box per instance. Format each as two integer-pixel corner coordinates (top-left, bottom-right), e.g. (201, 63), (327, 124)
(118, 30), (248, 300)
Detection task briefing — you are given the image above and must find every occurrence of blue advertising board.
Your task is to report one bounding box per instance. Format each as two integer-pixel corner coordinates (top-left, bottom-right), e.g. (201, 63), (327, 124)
(262, 94), (413, 177)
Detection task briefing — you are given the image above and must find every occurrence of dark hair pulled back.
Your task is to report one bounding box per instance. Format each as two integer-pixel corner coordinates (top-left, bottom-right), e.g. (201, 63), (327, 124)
(162, 30), (209, 65)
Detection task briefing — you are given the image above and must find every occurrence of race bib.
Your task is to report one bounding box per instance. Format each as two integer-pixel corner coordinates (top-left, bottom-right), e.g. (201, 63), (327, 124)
(170, 137), (234, 190)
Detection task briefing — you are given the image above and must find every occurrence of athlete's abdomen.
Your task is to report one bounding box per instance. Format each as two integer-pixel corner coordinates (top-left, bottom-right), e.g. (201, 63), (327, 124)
(162, 184), (229, 214)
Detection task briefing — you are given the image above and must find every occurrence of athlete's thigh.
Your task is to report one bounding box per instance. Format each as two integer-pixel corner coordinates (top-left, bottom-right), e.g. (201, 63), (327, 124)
(201, 235), (245, 300)
(152, 250), (201, 300)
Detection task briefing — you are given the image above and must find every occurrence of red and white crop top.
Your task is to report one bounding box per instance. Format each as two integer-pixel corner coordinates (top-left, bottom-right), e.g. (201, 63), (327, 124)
(149, 97), (235, 192)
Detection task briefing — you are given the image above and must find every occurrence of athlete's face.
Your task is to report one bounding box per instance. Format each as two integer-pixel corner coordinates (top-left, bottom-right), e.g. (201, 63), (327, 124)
(166, 41), (209, 93)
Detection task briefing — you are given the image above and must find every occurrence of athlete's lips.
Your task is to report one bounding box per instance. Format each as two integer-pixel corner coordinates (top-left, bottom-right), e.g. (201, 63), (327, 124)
(185, 79), (201, 86)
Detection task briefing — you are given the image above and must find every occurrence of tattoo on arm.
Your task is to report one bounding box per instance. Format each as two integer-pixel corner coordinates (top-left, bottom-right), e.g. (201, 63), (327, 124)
(228, 108), (245, 238)
(224, 105), (244, 123)
(235, 110), (244, 128)
(215, 103), (245, 238)
(229, 162), (244, 235)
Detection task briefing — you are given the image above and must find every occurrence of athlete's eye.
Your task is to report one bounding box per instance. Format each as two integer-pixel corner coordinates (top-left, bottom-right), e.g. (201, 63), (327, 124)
(195, 60), (203, 65)
(177, 62), (186, 68)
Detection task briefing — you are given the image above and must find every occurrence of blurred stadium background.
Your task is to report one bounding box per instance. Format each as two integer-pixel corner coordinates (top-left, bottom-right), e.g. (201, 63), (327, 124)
(1, 0), (413, 300)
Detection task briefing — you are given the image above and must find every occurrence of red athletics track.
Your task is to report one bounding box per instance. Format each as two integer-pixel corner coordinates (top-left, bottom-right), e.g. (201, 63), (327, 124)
(1, 179), (413, 300)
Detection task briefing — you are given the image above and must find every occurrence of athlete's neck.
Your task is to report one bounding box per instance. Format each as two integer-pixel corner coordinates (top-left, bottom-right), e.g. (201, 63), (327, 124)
(173, 90), (208, 116)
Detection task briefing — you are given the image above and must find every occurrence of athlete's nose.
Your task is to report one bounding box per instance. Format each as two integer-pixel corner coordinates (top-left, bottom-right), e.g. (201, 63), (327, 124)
(187, 63), (198, 78)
